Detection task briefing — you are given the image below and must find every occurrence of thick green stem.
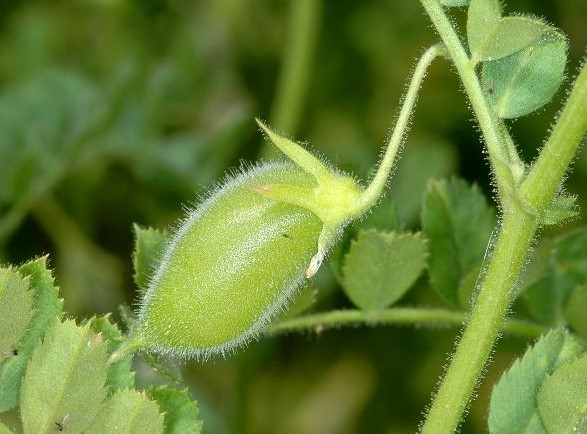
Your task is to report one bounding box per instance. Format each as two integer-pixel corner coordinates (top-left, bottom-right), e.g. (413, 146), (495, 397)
(267, 307), (545, 339)
(420, 42), (587, 434)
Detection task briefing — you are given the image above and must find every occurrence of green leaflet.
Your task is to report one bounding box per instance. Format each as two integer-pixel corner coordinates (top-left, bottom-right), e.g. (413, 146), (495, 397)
(147, 386), (203, 434)
(482, 30), (567, 119)
(132, 224), (169, 295)
(537, 354), (587, 433)
(0, 267), (34, 357)
(421, 178), (495, 308)
(467, 0), (550, 64)
(0, 258), (62, 412)
(342, 230), (426, 310)
(565, 284), (587, 338)
(20, 319), (108, 434)
(88, 315), (135, 394)
(488, 329), (583, 434)
(86, 389), (164, 434)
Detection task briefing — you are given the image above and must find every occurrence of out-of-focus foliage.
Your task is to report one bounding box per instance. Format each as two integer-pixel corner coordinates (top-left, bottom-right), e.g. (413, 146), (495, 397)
(0, 0), (585, 433)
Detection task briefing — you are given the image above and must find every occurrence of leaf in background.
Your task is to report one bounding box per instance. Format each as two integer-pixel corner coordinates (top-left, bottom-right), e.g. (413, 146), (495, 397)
(565, 284), (587, 339)
(389, 138), (457, 226)
(482, 30), (567, 119)
(20, 319), (108, 434)
(133, 224), (169, 294)
(488, 329), (584, 434)
(421, 178), (495, 308)
(538, 354), (587, 434)
(468, 13), (550, 64)
(86, 389), (164, 434)
(88, 315), (135, 394)
(0, 267), (34, 357)
(522, 227), (587, 325)
(0, 257), (62, 412)
(342, 230), (426, 310)
(147, 386), (203, 434)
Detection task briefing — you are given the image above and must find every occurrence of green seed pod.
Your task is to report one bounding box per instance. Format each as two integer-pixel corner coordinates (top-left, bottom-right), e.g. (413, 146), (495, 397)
(125, 120), (371, 359)
(133, 163), (323, 358)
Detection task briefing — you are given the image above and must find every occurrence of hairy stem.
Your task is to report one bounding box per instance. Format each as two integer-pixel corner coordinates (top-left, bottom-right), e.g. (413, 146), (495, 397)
(267, 307), (545, 339)
(419, 35), (587, 434)
(358, 44), (445, 214)
(418, 0), (519, 198)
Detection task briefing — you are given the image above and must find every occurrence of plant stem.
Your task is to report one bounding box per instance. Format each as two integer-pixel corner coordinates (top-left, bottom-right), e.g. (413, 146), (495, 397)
(359, 44), (445, 214)
(267, 307), (545, 339)
(419, 40), (587, 434)
(418, 0), (518, 198)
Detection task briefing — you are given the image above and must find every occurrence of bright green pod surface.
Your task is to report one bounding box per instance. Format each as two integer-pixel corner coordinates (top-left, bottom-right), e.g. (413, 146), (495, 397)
(133, 162), (322, 358)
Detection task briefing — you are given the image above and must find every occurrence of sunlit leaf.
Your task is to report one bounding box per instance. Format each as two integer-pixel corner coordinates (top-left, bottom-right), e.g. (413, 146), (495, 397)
(147, 386), (203, 434)
(0, 267), (34, 358)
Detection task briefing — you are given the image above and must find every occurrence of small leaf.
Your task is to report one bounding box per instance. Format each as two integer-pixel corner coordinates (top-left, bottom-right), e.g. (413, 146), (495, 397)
(133, 224), (169, 294)
(440, 0), (470, 7)
(0, 422), (13, 434)
(279, 284), (318, 320)
(538, 354), (587, 433)
(88, 315), (135, 394)
(542, 193), (578, 226)
(467, 0), (502, 59)
(482, 30), (568, 119)
(342, 230), (426, 310)
(147, 386), (203, 434)
(20, 319), (109, 434)
(0, 267), (34, 357)
(469, 15), (550, 64)
(421, 178), (495, 308)
(488, 329), (584, 434)
(565, 284), (587, 338)
(0, 257), (62, 412)
(86, 389), (164, 434)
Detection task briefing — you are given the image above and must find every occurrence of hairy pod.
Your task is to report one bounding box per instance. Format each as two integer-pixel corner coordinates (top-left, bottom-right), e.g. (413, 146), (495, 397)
(125, 121), (367, 359)
(132, 163), (323, 358)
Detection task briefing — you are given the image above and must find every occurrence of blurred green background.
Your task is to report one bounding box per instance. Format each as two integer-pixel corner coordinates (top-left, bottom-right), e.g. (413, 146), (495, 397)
(0, 0), (586, 432)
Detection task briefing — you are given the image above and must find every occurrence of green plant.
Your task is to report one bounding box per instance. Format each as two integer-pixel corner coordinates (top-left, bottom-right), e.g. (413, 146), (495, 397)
(1, 0), (587, 432)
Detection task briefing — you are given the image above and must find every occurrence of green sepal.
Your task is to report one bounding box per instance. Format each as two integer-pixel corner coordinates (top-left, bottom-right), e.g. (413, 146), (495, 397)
(20, 319), (109, 434)
(147, 385), (203, 434)
(488, 329), (583, 434)
(0, 257), (63, 412)
(86, 389), (164, 434)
